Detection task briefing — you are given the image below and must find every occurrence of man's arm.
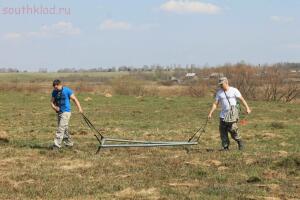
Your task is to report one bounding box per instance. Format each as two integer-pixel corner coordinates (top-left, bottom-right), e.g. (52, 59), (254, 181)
(70, 94), (83, 113)
(238, 96), (251, 114)
(208, 100), (219, 119)
(50, 97), (60, 112)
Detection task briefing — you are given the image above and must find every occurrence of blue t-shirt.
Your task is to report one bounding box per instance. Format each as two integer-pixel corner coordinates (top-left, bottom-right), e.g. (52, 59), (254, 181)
(52, 87), (73, 112)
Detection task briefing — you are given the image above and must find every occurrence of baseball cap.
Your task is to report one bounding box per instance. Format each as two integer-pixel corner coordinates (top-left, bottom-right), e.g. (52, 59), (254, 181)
(218, 77), (228, 85)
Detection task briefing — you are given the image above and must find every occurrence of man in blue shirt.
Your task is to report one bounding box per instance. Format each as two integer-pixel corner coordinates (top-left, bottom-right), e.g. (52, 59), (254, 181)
(51, 79), (83, 149)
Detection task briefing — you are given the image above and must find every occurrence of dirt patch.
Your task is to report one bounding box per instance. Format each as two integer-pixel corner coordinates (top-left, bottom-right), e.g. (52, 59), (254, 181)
(203, 160), (222, 167)
(263, 197), (281, 200)
(0, 130), (9, 143)
(184, 158), (202, 166)
(263, 170), (286, 180)
(169, 180), (200, 187)
(104, 93), (112, 98)
(279, 142), (292, 147)
(115, 174), (131, 179)
(112, 161), (124, 167)
(256, 184), (280, 192)
(217, 166), (229, 171)
(245, 158), (258, 165)
(262, 132), (281, 139)
(277, 150), (288, 157)
(0, 157), (32, 169)
(142, 131), (154, 137)
(115, 187), (159, 199)
(7, 179), (36, 190)
(113, 128), (123, 134)
(78, 130), (89, 135)
(60, 159), (92, 170)
(245, 196), (281, 200)
(84, 97), (92, 102)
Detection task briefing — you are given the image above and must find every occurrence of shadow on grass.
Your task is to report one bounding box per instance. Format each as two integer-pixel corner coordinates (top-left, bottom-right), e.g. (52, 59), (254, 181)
(27, 143), (52, 150)
(0, 138), (9, 143)
(276, 155), (300, 169)
(10, 140), (52, 150)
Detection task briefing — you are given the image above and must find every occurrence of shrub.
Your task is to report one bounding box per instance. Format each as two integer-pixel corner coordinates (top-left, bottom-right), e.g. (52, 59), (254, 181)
(112, 76), (148, 96)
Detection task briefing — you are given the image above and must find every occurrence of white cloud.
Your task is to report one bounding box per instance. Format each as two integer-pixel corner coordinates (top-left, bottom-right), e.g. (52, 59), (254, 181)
(40, 21), (81, 36)
(99, 19), (132, 31)
(138, 23), (160, 31)
(286, 44), (300, 49)
(3, 32), (23, 40)
(270, 16), (294, 23)
(98, 20), (159, 32)
(3, 21), (80, 40)
(160, 0), (221, 14)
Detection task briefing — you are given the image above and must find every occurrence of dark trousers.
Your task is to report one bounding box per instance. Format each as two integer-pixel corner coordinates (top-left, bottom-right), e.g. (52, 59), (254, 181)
(219, 118), (241, 148)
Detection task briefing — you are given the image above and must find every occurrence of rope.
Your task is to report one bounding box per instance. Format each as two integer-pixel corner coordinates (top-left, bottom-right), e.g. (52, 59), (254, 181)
(81, 113), (104, 139)
(188, 118), (209, 142)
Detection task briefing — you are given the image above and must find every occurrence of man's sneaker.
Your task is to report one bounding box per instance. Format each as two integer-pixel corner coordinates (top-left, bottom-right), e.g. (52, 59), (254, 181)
(237, 140), (244, 150)
(51, 144), (61, 151)
(63, 140), (74, 148)
(219, 146), (229, 151)
(65, 144), (73, 149)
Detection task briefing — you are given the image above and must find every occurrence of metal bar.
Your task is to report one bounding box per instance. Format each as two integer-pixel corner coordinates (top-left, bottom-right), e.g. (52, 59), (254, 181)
(94, 135), (102, 144)
(104, 138), (192, 144)
(81, 114), (104, 139)
(100, 142), (198, 148)
(188, 118), (208, 142)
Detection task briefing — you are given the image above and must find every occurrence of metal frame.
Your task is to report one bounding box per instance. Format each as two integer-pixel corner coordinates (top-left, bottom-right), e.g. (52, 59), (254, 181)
(81, 113), (207, 154)
(94, 133), (198, 154)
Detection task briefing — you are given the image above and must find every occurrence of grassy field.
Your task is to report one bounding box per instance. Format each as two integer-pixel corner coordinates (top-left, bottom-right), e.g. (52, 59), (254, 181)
(0, 72), (129, 82)
(0, 91), (299, 199)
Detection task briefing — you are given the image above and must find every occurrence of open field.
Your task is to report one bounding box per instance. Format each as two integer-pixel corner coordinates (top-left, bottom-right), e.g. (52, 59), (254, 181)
(0, 89), (299, 199)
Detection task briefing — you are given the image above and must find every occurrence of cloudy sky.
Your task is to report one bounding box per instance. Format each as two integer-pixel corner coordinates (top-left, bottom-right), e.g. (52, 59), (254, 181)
(0, 0), (300, 71)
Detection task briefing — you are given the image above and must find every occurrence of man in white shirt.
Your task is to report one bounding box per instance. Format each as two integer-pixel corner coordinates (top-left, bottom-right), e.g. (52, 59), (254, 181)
(208, 77), (251, 150)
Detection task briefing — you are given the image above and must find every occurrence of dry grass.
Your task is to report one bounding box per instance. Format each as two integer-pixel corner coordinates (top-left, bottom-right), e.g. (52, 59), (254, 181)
(0, 74), (299, 199)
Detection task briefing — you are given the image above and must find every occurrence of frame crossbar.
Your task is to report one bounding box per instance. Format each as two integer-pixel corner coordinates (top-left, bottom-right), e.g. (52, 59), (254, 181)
(82, 114), (206, 154)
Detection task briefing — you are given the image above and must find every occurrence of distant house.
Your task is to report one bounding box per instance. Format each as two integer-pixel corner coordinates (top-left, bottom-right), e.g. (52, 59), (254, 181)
(290, 70), (297, 73)
(185, 73), (196, 78)
(170, 76), (180, 83)
(209, 73), (224, 78)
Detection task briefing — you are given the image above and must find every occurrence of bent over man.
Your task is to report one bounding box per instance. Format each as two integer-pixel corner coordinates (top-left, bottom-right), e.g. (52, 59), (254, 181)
(51, 79), (83, 149)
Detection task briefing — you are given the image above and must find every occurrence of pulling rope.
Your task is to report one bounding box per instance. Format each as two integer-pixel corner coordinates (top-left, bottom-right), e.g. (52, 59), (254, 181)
(188, 118), (209, 142)
(81, 113), (104, 140)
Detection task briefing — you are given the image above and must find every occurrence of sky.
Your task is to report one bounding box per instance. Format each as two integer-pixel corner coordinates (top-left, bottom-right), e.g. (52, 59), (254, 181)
(0, 0), (300, 71)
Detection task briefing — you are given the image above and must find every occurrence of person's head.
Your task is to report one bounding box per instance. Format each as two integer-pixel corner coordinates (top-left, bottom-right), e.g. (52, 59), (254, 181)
(52, 79), (63, 91)
(218, 77), (229, 90)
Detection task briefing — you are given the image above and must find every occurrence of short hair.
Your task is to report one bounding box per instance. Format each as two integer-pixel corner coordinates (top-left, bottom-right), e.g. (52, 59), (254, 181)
(52, 79), (61, 86)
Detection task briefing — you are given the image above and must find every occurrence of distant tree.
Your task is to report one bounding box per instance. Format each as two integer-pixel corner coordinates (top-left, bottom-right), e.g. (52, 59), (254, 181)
(38, 68), (48, 73)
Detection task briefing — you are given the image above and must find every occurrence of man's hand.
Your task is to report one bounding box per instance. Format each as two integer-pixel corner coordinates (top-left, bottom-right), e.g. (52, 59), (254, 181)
(79, 108), (83, 114)
(238, 96), (251, 115)
(246, 108), (251, 114)
(208, 113), (212, 120)
(54, 106), (60, 112)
